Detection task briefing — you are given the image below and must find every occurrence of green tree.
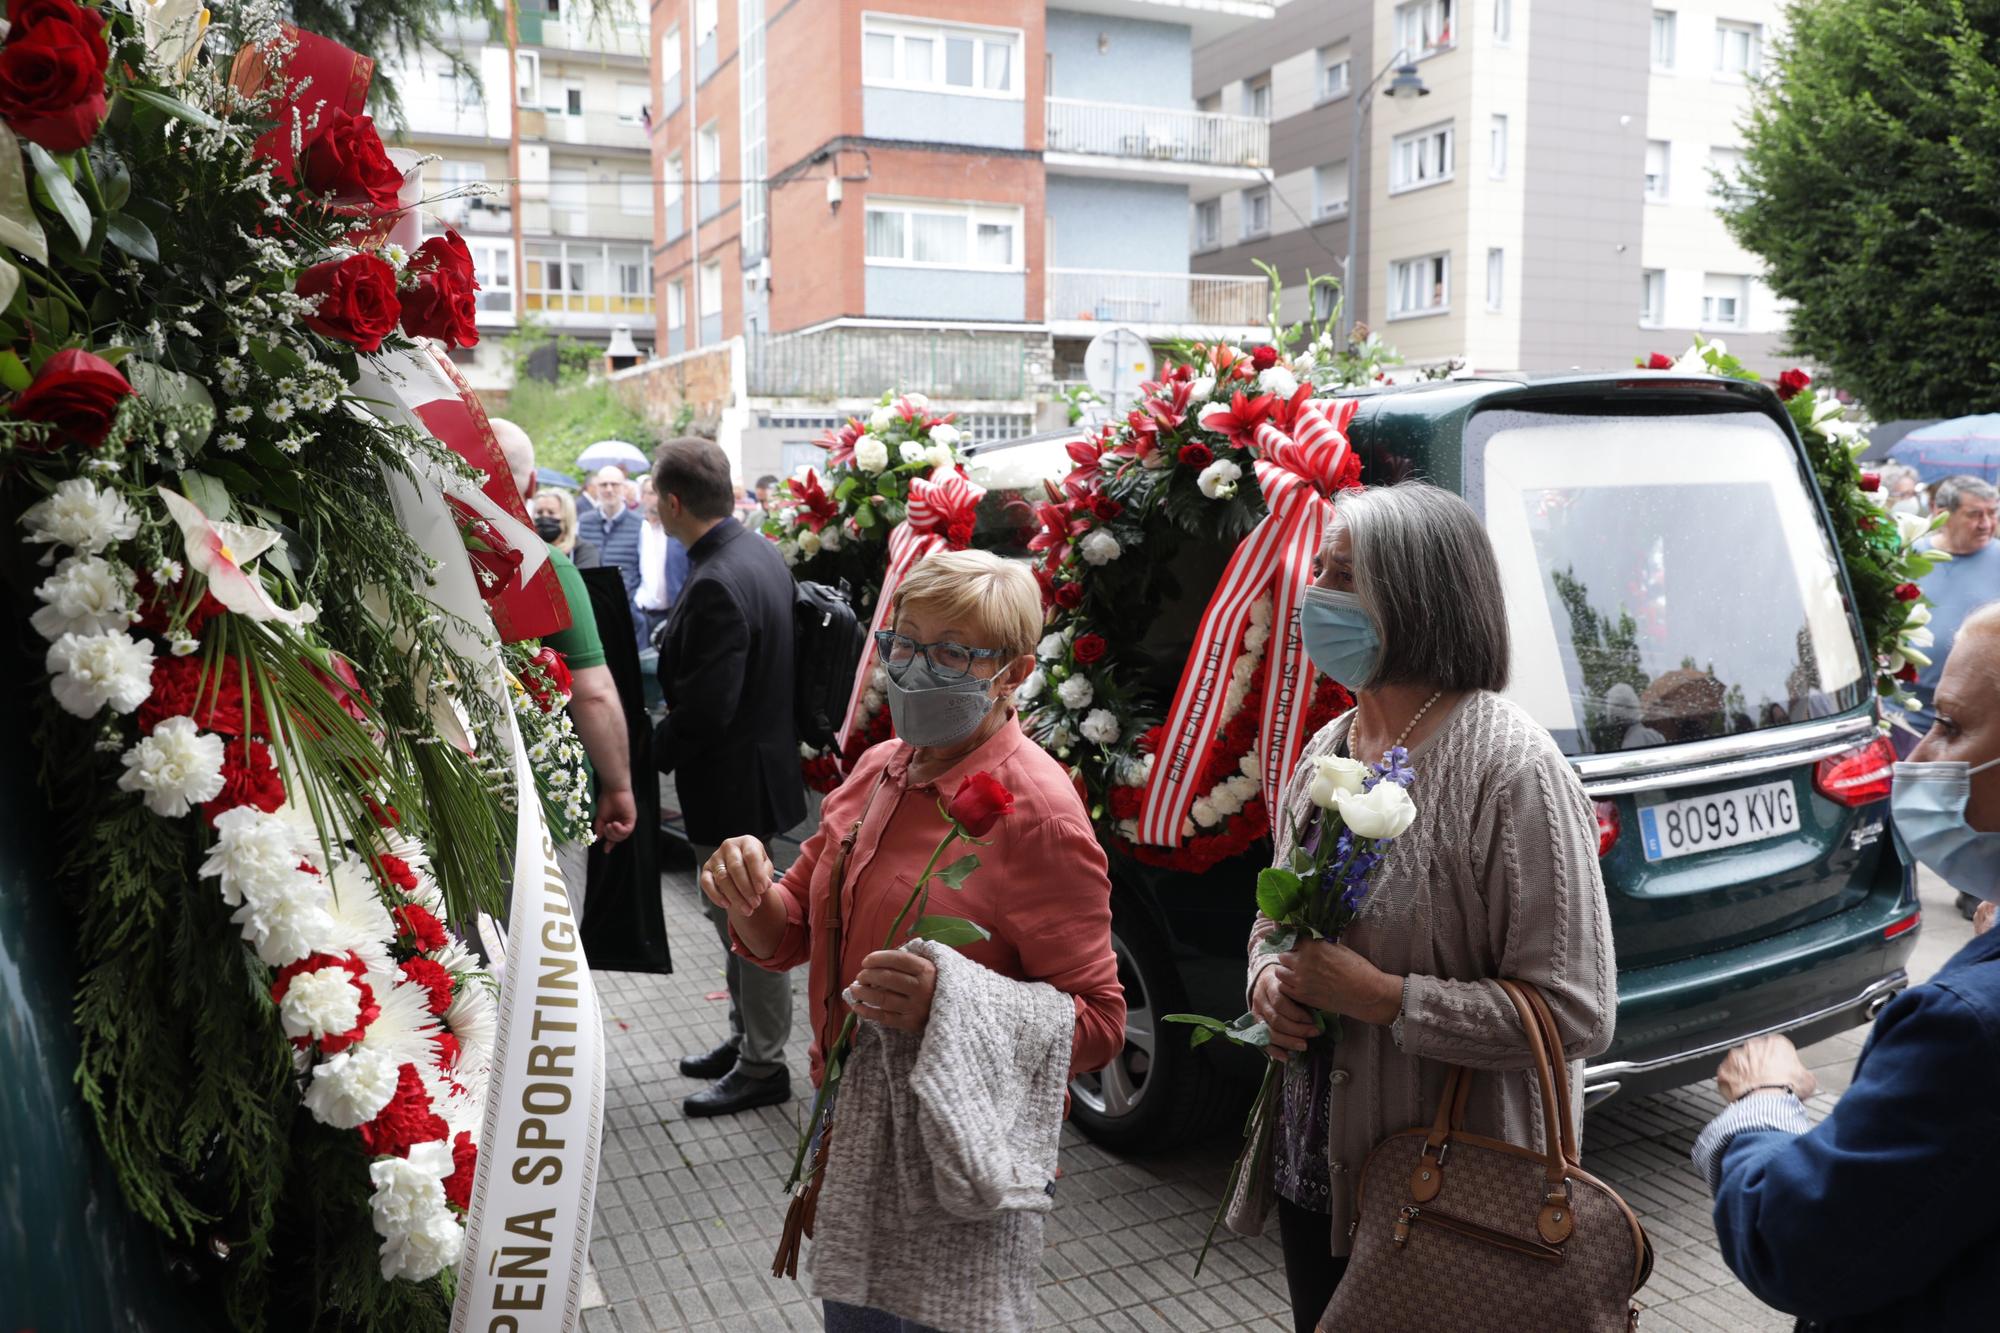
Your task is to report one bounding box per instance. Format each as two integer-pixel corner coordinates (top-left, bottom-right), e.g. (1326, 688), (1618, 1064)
(1729, 0), (2000, 417)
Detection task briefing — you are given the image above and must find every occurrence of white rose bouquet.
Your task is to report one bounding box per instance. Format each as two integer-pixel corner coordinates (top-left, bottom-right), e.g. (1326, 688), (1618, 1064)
(1167, 743), (1418, 1270)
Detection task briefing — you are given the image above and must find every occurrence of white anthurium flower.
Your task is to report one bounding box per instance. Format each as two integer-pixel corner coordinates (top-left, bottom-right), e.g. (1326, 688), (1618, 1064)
(116, 716), (227, 817)
(1079, 529), (1122, 565)
(1810, 396), (1847, 428)
(158, 488), (318, 628)
(1308, 755), (1371, 811)
(1197, 459), (1243, 500)
(136, 0), (211, 83)
(1904, 625), (1936, 650)
(1884, 649), (1908, 674)
(1332, 780), (1418, 840)
(853, 437), (890, 472)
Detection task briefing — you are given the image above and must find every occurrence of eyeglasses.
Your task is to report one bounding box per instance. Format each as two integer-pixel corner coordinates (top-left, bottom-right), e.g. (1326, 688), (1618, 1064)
(873, 630), (1007, 682)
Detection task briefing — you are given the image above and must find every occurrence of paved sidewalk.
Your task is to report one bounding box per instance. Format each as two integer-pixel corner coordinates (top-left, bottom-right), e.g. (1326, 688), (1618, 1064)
(579, 854), (1968, 1333)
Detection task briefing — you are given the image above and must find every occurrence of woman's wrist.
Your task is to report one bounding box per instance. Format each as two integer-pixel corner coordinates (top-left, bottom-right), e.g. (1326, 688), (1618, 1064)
(1361, 968), (1405, 1026)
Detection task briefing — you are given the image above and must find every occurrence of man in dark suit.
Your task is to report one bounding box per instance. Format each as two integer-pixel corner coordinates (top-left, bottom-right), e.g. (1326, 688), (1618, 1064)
(654, 436), (806, 1116)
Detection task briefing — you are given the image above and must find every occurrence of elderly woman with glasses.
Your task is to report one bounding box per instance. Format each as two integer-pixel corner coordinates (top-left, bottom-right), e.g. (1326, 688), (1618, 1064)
(698, 547), (1126, 1333)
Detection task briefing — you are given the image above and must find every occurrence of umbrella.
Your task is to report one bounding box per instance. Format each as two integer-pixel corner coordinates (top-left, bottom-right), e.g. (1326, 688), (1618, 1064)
(536, 465), (580, 491)
(1887, 414), (2000, 485)
(576, 439), (650, 475)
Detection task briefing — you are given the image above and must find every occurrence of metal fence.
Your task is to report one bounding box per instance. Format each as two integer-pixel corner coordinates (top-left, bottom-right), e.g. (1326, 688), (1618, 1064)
(1046, 269), (1267, 328)
(1045, 98), (1269, 169)
(746, 330), (1028, 400)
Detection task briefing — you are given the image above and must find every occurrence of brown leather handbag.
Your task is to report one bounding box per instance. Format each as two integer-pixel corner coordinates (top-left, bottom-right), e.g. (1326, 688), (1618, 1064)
(1319, 980), (1653, 1332)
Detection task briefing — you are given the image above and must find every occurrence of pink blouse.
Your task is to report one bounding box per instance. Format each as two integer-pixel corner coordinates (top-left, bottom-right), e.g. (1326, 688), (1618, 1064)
(734, 717), (1125, 1088)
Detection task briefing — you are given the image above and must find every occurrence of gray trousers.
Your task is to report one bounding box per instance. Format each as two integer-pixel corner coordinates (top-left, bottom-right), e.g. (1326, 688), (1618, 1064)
(692, 841), (792, 1078)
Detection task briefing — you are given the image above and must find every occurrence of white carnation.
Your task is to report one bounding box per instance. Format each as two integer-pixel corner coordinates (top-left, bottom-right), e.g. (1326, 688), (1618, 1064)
(1117, 818), (1141, 840)
(925, 442), (956, 471)
(369, 1139), (454, 1229)
(862, 689), (884, 713)
(870, 665), (891, 692)
(819, 525), (842, 552)
(868, 405), (895, 431)
(853, 437), (890, 472)
(1056, 674), (1095, 711)
(778, 540), (801, 566)
(22, 479), (141, 555)
(116, 716), (226, 817)
(280, 963), (367, 1044)
(303, 1045), (400, 1128)
(1244, 623), (1271, 653)
(1248, 598), (1273, 628)
(1239, 751), (1260, 779)
(232, 869), (337, 967)
(1197, 459), (1244, 501)
(46, 630), (155, 718)
(1227, 773), (1260, 802)
(1080, 708), (1121, 745)
(929, 422), (961, 448)
(1014, 669), (1046, 704)
(1079, 529), (1122, 566)
(798, 528), (823, 557)
(1192, 796), (1221, 828)
(1189, 375), (1216, 400)
(1049, 723), (1077, 752)
(32, 555), (137, 639)
(1037, 632), (1067, 661)
(1211, 784), (1244, 817)
(202, 806), (311, 907)
(1259, 366), (1300, 399)
(898, 440), (929, 466)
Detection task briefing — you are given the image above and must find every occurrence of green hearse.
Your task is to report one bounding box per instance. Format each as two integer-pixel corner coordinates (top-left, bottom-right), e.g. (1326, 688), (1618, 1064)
(967, 372), (1919, 1151)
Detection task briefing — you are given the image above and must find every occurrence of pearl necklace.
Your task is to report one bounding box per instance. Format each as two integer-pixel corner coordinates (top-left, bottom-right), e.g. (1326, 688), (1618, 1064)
(1394, 690), (1446, 752)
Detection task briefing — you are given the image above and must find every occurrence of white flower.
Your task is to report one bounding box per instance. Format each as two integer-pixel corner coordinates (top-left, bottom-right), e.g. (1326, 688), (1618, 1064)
(1049, 722), (1077, 752)
(279, 961), (368, 1044)
(116, 716), (226, 817)
(1014, 669), (1046, 704)
(381, 242), (410, 268)
(1906, 603), (1933, 629)
(1118, 818), (1141, 840)
(170, 635), (201, 658)
(323, 861), (397, 973)
(1905, 625), (1936, 650)
(1192, 796), (1220, 829)
(202, 806), (311, 906)
(1056, 674), (1095, 711)
(819, 525), (843, 552)
(152, 558), (184, 585)
(266, 399), (296, 423)
(1308, 755), (1371, 811)
(358, 977), (445, 1068)
(777, 540), (800, 566)
(1227, 773), (1260, 802)
(304, 1046), (402, 1128)
(1197, 459), (1244, 500)
(1212, 784), (1245, 817)
(1037, 632), (1067, 661)
(862, 688), (885, 713)
(1332, 781), (1418, 840)
(853, 437), (890, 472)
(225, 403), (253, 424)
(902, 391), (931, 410)
(870, 665), (891, 692)
(46, 630), (155, 718)
(369, 1139), (454, 1230)
(1189, 375), (1216, 400)
(868, 405), (896, 431)
(1196, 402), (1236, 432)
(925, 442), (956, 471)
(1248, 598), (1273, 628)
(216, 432), (248, 452)
(898, 440), (928, 466)
(1895, 510), (1936, 547)
(797, 529), (823, 557)
(232, 869), (338, 967)
(380, 1204), (464, 1283)
(1240, 750), (1260, 779)
(22, 479), (141, 556)
(929, 422), (962, 448)
(136, 0), (211, 83)
(32, 555), (137, 639)
(1079, 529), (1122, 566)
(1259, 366), (1300, 399)
(446, 978), (498, 1068)
(1080, 708), (1121, 745)
(1244, 623), (1271, 653)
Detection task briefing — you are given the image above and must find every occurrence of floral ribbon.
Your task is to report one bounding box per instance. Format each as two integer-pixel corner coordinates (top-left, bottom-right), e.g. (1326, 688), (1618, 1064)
(837, 469), (986, 750)
(228, 25), (375, 177)
(1134, 399), (1360, 846)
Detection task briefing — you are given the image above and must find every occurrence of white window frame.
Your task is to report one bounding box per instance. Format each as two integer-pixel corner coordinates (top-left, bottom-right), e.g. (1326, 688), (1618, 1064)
(1313, 161), (1349, 219)
(1242, 186), (1272, 239)
(861, 197), (1025, 271)
(1493, 0), (1512, 42)
(1702, 273), (1748, 329)
(1390, 121), (1455, 193)
(1710, 145), (1749, 204)
(1317, 46), (1351, 102)
(1644, 139), (1671, 201)
(1485, 247), (1503, 311)
(1194, 198), (1221, 251)
(514, 50), (541, 107)
(1651, 10), (1676, 70)
(698, 259), (724, 319)
(662, 24), (683, 81)
(1714, 20), (1761, 79)
(695, 0), (719, 42)
(615, 82), (648, 125)
(1489, 114), (1508, 178)
(1388, 251), (1451, 319)
(1394, 0), (1457, 61)
(548, 166), (587, 216)
(860, 13), (1024, 100)
(697, 122), (721, 181)
(662, 151), (685, 213)
(1640, 269), (1665, 327)
(666, 278), (687, 330)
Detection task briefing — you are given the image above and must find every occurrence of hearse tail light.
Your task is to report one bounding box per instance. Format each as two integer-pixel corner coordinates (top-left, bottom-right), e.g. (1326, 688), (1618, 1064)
(1593, 800), (1620, 858)
(1814, 736), (1897, 807)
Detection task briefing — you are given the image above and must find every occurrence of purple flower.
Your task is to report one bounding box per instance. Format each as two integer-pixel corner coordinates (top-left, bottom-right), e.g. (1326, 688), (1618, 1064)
(1340, 881), (1370, 913)
(1374, 745), (1416, 788)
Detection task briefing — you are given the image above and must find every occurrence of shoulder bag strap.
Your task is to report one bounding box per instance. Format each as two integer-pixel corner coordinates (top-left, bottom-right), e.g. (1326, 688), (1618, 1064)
(1498, 978), (1581, 1245)
(1516, 984), (1581, 1166)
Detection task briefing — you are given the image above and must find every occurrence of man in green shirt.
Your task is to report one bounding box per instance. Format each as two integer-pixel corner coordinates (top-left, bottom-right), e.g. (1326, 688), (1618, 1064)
(494, 419), (638, 921)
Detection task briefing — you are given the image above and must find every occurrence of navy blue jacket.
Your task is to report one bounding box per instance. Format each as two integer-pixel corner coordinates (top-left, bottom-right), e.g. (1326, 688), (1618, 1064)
(1711, 922), (2000, 1330)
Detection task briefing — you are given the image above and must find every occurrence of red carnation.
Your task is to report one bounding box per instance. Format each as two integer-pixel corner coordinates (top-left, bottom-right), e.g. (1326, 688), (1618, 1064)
(367, 795), (402, 828)
(432, 1029), (461, 1073)
(9, 348), (133, 450)
(946, 518), (975, 549)
(1054, 582), (1085, 610)
(296, 253), (402, 353)
(1108, 786), (1144, 819)
(400, 231), (482, 348)
(203, 738), (286, 827)
(946, 771), (1015, 837)
(1775, 367), (1812, 401)
(1894, 582), (1923, 602)
(358, 1063), (449, 1159)
(1642, 352), (1674, 370)
(299, 108), (406, 213)
(138, 655), (252, 737)
(401, 957), (456, 1016)
(1073, 633), (1108, 665)
(444, 1131), (477, 1211)
(374, 853), (420, 893)
(1250, 345), (1280, 371)
(269, 952), (378, 1054)
(1178, 442), (1215, 469)
(0, 0), (109, 152)
(392, 903), (449, 954)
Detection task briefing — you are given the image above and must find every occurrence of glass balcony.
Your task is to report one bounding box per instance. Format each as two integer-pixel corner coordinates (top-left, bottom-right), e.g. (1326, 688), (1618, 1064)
(1046, 268), (1267, 329)
(1044, 98), (1269, 171)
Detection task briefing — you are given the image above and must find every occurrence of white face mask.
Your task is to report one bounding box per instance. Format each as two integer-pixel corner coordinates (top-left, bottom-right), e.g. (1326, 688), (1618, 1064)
(1891, 755), (2000, 904)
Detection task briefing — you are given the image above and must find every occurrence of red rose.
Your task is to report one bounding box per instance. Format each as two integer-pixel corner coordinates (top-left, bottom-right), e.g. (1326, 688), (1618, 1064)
(296, 253), (402, 353)
(392, 903), (449, 954)
(139, 656), (254, 737)
(359, 1063), (449, 1158)
(203, 738), (286, 827)
(1250, 345), (1280, 371)
(946, 771), (1015, 837)
(299, 108), (406, 212)
(1178, 442), (1215, 469)
(1642, 352), (1674, 370)
(1894, 582), (1922, 602)
(1776, 367), (1812, 401)
(400, 957), (456, 1016)
(444, 1131), (477, 1210)
(10, 348), (133, 449)
(1092, 496), (1123, 521)
(1054, 582), (1085, 610)
(1073, 633), (1108, 665)
(0, 0), (109, 152)
(399, 231), (482, 348)
(1858, 471), (1881, 492)
(1108, 786), (1144, 819)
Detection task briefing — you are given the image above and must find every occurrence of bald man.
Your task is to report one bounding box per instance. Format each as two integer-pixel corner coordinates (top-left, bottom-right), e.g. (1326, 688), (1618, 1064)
(491, 419), (638, 921)
(578, 462), (646, 632)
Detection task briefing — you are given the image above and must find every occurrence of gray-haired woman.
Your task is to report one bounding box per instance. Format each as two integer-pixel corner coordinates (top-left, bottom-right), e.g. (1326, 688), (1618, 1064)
(1224, 481), (1618, 1333)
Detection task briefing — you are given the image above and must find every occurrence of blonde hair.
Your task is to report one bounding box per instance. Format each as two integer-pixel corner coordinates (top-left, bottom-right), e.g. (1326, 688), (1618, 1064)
(534, 488), (581, 553)
(892, 549), (1043, 660)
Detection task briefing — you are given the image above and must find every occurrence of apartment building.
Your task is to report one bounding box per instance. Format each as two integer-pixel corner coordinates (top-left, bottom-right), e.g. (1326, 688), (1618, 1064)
(1192, 0), (1787, 375)
(650, 0), (1280, 479)
(387, 2), (659, 390)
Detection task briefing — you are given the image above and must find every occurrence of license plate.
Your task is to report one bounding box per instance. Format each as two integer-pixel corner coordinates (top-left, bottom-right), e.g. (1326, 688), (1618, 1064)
(1637, 780), (1801, 862)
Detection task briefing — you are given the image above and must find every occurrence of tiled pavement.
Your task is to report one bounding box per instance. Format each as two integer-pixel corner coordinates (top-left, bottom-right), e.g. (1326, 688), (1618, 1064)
(580, 852), (1970, 1333)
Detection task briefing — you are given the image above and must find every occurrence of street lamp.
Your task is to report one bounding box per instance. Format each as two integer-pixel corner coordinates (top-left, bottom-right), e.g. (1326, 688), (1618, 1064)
(1340, 52), (1430, 345)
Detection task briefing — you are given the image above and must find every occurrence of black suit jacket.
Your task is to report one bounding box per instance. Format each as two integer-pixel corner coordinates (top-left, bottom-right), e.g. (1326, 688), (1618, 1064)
(655, 518), (807, 844)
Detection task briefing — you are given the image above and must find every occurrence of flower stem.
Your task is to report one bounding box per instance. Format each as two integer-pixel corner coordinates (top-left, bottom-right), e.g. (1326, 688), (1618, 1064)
(1194, 1057), (1281, 1276)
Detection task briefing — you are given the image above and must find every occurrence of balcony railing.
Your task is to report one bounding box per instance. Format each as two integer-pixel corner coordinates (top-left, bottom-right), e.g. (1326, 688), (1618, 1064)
(1047, 269), (1267, 328)
(747, 330), (1027, 400)
(1045, 98), (1268, 170)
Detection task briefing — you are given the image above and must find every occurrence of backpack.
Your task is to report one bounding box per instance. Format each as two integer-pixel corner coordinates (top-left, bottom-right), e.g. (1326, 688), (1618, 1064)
(794, 579), (867, 753)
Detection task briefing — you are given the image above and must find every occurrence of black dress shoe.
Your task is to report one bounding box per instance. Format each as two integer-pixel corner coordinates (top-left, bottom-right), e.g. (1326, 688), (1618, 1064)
(678, 1038), (741, 1080)
(684, 1067), (791, 1118)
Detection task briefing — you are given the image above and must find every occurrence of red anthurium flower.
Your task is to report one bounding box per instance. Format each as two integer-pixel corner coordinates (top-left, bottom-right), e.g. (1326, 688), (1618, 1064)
(947, 771), (1015, 837)
(1775, 367), (1812, 401)
(9, 348), (133, 450)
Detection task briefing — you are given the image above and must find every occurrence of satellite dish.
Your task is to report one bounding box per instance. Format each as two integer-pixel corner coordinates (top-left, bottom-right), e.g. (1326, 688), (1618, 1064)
(1083, 327), (1154, 416)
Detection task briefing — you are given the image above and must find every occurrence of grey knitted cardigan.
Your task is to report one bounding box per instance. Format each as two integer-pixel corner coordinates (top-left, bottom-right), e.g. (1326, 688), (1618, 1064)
(1224, 691), (1619, 1254)
(810, 938), (1076, 1333)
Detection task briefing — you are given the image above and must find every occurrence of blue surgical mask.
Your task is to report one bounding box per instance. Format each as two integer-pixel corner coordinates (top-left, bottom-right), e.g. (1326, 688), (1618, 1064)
(886, 656), (999, 749)
(1891, 756), (2000, 904)
(1299, 587), (1381, 691)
